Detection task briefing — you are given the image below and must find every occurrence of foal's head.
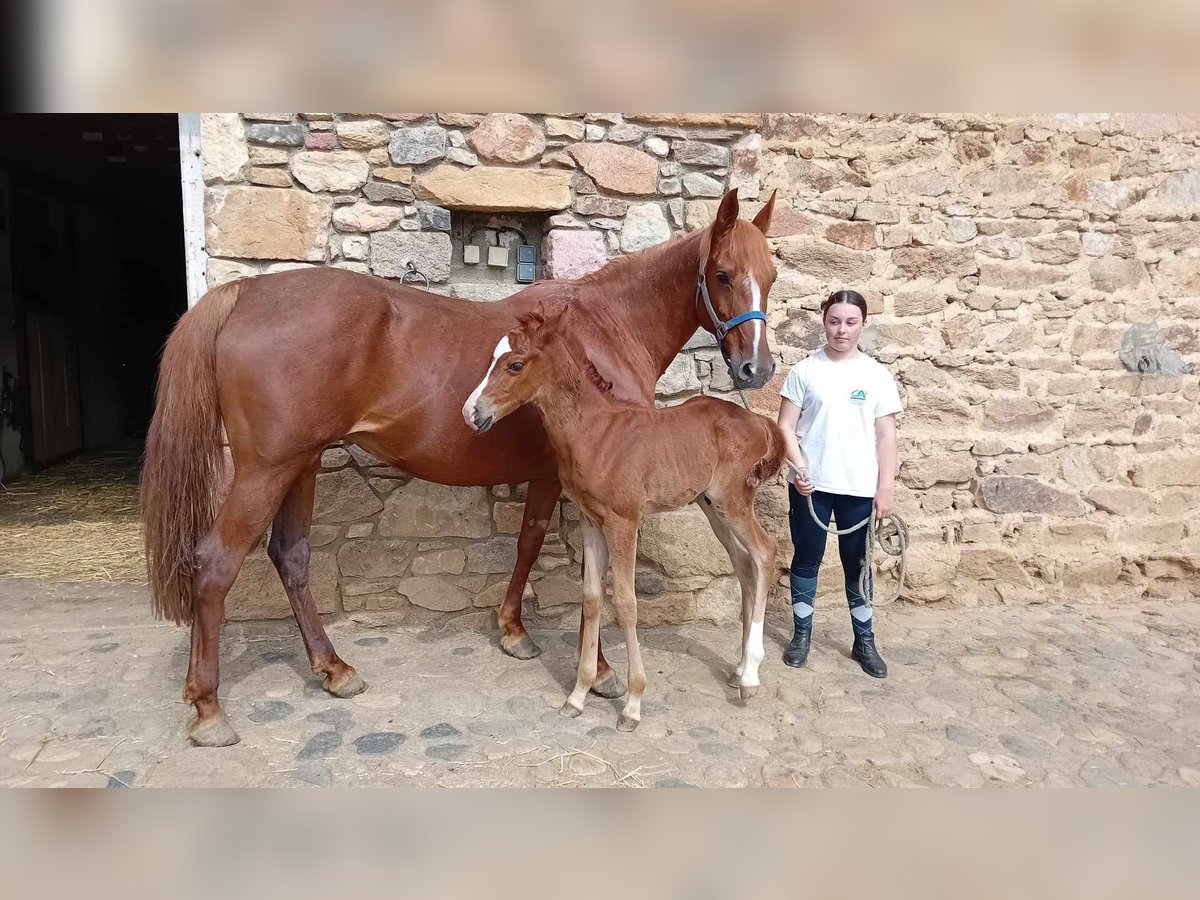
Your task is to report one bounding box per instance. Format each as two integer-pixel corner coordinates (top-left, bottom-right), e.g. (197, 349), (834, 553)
(462, 300), (569, 434)
(697, 189), (779, 390)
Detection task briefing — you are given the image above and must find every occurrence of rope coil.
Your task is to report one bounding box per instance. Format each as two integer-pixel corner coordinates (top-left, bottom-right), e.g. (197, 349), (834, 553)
(804, 493), (909, 608)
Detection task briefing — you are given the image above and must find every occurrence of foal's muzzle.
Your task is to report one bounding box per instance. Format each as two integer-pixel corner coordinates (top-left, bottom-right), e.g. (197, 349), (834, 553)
(462, 396), (494, 433)
(472, 407), (495, 434)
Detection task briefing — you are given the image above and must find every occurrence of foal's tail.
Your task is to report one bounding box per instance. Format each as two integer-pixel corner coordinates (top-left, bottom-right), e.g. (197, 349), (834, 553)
(140, 281), (242, 624)
(748, 416), (788, 488)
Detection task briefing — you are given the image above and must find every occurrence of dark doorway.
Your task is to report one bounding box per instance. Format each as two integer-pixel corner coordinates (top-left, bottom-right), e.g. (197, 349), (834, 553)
(0, 114), (186, 478)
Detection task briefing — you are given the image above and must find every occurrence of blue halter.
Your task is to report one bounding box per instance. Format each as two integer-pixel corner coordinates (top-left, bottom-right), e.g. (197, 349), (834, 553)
(695, 274), (767, 367)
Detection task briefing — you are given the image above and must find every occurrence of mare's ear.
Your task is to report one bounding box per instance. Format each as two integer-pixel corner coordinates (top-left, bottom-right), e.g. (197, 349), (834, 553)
(696, 189), (740, 276)
(752, 189), (777, 236)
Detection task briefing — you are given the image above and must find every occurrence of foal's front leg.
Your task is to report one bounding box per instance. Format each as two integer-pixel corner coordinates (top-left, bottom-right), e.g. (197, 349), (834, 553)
(561, 518), (609, 716)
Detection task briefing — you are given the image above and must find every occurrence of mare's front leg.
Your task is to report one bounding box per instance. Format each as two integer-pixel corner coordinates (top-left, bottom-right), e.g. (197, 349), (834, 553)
(498, 478), (561, 660)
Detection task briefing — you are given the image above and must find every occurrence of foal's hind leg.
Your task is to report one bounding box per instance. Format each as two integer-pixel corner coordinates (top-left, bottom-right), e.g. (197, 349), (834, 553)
(185, 465), (298, 746)
(698, 494), (773, 700)
(724, 501), (776, 699)
(269, 463), (365, 698)
(604, 519), (646, 731)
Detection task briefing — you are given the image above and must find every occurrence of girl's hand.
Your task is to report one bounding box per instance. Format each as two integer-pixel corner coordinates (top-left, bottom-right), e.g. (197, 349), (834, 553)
(793, 466), (814, 496)
(873, 489), (894, 520)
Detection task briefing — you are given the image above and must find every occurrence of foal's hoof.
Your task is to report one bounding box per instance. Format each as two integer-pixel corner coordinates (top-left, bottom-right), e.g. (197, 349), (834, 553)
(501, 634), (543, 660)
(559, 701), (584, 719)
(324, 670), (367, 698)
(727, 671), (744, 688)
(188, 713), (240, 748)
(616, 713), (640, 732)
(590, 671), (627, 699)
(739, 684), (760, 701)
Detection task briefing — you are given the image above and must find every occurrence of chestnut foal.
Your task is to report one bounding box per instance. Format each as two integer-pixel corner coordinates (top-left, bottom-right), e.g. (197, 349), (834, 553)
(463, 300), (786, 730)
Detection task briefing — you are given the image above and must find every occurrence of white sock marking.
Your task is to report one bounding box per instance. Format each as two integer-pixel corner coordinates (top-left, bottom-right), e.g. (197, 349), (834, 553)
(743, 619), (765, 686)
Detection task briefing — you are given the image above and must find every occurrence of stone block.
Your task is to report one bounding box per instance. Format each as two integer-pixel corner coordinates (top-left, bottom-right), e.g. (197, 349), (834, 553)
(378, 482), (491, 538)
(205, 187), (331, 261)
(370, 232), (452, 282)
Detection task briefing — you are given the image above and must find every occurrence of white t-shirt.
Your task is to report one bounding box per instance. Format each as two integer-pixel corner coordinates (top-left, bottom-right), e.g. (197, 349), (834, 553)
(780, 349), (903, 498)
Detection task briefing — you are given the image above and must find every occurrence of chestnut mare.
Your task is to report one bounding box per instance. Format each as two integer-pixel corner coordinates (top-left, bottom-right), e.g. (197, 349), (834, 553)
(463, 299), (786, 730)
(141, 189), (777, 746)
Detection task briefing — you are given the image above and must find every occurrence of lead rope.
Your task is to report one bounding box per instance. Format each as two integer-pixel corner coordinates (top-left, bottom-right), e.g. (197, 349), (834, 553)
(804, 493), (910, 608)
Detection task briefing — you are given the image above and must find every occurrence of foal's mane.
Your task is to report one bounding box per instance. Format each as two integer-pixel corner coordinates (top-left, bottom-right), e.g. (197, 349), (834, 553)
(582, 356), (614, 396)
(531, 304), (644, 409)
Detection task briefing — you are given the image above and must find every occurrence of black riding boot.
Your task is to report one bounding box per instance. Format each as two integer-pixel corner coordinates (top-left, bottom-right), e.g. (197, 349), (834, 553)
(851, 634), (887, 678)
(782, 627), (812, 668)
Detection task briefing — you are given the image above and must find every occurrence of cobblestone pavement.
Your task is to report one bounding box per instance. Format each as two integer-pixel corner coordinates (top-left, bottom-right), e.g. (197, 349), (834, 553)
(1, 577), (1197, 787)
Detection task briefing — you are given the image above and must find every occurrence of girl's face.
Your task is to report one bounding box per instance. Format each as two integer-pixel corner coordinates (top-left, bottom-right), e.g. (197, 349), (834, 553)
(823, 302), (865, 353)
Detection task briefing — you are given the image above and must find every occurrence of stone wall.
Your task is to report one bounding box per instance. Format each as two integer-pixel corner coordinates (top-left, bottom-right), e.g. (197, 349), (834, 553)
(203, 113), (1200, 623)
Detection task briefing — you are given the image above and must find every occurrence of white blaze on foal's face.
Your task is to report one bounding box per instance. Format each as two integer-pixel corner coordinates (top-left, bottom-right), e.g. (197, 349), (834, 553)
(462, 335), (511, 429)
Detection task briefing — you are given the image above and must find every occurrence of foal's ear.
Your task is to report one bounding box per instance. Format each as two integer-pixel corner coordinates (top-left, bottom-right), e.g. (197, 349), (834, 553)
(752, 189), (777, 236)
(697, 189), (741, 275)
(532, 297), (569, 334)
(517, 297), (568, 342)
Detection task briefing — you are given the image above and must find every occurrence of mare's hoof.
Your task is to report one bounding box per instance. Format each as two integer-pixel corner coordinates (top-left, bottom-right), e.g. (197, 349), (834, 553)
(590, 671), (627, 699)
(188, 713), (240, 747)
(559, 701), (584, 719)
(739, 684), (760, 701)
(325, 670), (367, 698)
(501, 634), (543, 660)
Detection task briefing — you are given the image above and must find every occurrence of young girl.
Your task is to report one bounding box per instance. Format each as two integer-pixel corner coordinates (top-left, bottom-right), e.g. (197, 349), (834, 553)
(777, 290), (901, 678)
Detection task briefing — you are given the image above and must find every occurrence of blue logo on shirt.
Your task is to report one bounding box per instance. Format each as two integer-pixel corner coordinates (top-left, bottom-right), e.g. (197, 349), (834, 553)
(850, 389), (867, 403)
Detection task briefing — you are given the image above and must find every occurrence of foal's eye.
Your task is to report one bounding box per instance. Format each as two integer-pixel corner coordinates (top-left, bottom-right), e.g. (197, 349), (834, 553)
(507, 361), (524, 373)
(716, 271), (731, 285)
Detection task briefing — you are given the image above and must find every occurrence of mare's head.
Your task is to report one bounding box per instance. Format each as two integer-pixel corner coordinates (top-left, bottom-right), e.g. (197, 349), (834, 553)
(462, 300), (569, 434)
(697, 188), (779, 389)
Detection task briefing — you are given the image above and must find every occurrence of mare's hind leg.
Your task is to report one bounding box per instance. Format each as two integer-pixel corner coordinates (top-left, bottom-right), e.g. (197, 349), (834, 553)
(268, 462), (365, 698)
(185, 464), (299, 747)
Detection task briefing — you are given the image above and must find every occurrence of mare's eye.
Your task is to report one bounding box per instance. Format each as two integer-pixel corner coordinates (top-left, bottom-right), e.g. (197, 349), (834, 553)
(507, 361), (524, 373)
(716, 271), (731, 285)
